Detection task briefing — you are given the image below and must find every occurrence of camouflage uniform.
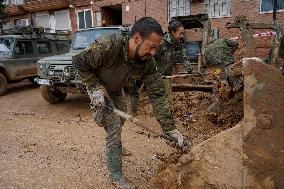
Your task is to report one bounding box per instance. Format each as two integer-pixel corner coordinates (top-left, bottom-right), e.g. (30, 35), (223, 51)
(129, 32), (193, 112)
(72, 34), (176, 183)
(155, 32), (193, 99)
(155, 32), (193, 76)
(204, 38), (241, 114)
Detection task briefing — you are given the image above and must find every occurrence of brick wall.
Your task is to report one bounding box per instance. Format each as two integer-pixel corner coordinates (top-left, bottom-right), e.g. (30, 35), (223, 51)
(191, 0), (284, 38)
(122, 0), (168, 31)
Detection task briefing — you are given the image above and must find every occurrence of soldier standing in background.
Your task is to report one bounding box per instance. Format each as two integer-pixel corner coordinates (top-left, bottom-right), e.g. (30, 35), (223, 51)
(155, 19), (193, 100)
(130, 20), (193, 115)
(73, 17), (189, 189)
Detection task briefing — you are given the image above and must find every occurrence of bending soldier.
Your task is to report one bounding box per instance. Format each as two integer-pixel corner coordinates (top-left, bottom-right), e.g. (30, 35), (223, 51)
(204, 38), (241, 113)
(73, 17), (189, 189)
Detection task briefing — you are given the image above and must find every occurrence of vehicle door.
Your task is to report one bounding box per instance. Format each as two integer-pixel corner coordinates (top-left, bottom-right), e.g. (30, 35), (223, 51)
(0, 37), (15, 80)
(12, 39), (37, 79)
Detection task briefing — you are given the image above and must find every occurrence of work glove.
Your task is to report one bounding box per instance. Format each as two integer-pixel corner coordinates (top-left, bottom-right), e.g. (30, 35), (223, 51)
(161, 75), (167, 79)
(166, 129), (191, 149)
(87, 87), (107, 109)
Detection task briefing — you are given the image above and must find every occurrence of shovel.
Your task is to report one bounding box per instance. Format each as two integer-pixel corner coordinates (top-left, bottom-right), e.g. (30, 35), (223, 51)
(108, 106), (178, 143)
(162, 72), (209, 79)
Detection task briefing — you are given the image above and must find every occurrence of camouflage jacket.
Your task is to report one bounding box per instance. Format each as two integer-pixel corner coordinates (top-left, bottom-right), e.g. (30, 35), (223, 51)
(72, 34), (176, 132)
(204, 38), (239, 67)
(155, 32), (193, 76)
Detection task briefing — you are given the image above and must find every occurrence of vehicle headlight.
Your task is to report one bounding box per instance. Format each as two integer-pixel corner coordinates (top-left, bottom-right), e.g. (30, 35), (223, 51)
(49, 70), (54, 76)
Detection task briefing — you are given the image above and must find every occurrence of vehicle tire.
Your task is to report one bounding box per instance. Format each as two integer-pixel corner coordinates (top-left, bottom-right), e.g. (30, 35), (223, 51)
(0, 73), (8, 96)
(40, 85), (67, 104)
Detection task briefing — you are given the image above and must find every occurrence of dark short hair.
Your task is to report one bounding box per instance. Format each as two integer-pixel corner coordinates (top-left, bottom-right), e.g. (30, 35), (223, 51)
(130, 17), (163, 39)
(168, 20), (183, 34)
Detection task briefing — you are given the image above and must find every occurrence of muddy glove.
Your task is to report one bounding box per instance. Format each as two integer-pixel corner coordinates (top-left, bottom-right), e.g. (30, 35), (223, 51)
(87, 87), (107, 108)
(166, 129), (191, 149)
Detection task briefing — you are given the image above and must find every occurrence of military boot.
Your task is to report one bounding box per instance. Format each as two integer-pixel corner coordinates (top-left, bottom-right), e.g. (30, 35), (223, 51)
(107, 147), (136, 189)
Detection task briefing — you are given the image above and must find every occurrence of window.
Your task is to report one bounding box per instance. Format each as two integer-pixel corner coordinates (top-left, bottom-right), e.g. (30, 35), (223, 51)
(54, 10), (70, 31)
(260, 0), (284, 13)
(55, 41), (70, 53)
(5, 0), (23, 5)
(95, 11), (102, 26)
(15, 41), (34, 56)
(36, 12), (50, 28)
(168, 0), (190, 21)
(77, 9), (93, 29)
(14, 19), (29, 27)
(0, 38), (14, 56)
(37, 41), (52, 54)
(204, 0), (231, 18)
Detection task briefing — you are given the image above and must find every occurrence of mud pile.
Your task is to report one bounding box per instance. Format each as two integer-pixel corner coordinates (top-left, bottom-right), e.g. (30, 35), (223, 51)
(136, 89), (242, 147)
(148, 58), (284, 189)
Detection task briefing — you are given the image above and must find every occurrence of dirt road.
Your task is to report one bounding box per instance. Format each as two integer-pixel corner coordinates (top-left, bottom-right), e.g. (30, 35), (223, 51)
(0, 82), (173, 189)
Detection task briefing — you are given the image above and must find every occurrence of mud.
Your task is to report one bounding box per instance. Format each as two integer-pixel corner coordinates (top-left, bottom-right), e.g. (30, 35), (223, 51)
(0, 81), (174, 189)
(243, 58), (284, 187)
(148, 58), (284, 189)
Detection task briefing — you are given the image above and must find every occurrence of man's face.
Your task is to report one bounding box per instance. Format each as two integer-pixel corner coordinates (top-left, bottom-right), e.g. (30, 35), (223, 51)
(172, 26), (185, 41)
(133, 32), (162, 61)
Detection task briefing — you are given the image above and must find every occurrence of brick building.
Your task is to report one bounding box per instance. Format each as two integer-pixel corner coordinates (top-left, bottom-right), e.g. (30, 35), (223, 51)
(4, 0), (284, 39)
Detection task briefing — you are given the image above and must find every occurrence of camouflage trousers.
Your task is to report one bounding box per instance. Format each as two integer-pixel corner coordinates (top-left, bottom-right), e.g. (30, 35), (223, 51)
(91, 90), (126, 150)
(162, 78), (172, 102)
(128, 80), (143, 114)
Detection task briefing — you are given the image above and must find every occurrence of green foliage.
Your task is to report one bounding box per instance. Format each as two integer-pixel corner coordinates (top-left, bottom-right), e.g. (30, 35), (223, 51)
(0, 0), (8, 30)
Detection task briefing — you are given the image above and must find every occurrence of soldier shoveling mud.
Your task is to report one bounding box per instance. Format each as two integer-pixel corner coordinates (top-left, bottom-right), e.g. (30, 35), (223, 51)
(72, 17), (190, 189)
(204, 38), (243, 119)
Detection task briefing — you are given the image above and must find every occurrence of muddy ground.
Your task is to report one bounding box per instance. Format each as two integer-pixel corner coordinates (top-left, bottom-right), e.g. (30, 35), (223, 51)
(0, 80), (242, 189)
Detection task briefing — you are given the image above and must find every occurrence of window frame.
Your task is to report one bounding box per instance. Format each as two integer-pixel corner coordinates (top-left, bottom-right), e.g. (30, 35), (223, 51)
(54, 9), (71, 31)
(167, 0), (191, 21)
(77, 9), (94, 30)
(36, 41), (52, 55)
(259, 0), (284, 14)
(204, 0), (232, 19)
(14, 40), (35, 58)
(36, 11), (50, 29)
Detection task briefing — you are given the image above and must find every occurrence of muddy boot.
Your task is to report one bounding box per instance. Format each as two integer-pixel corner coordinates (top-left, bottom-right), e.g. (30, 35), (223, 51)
(112, 176), (137, 189)
(130, 97), (138, 116)
(122, 147), (132, 156)
(107, 147), (136, 189)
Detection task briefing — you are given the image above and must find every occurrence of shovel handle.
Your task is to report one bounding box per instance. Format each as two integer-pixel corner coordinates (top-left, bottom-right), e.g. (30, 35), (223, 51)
(110, 107), (178, 143)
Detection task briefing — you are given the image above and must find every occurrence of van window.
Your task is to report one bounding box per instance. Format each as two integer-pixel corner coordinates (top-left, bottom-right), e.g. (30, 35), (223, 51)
(55, 41), (70, 53)
(15, 41), (34, 56)
(37, 41), (52, 54)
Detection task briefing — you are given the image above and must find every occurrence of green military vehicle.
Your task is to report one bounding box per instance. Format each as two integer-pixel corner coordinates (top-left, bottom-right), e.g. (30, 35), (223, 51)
(0, 27), (71, 95)
(37, 26), (129, 104)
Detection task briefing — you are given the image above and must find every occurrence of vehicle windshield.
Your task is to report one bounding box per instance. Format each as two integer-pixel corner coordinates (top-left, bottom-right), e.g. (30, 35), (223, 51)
(72, 28), (120, 50)
(0, 38), (14, 55)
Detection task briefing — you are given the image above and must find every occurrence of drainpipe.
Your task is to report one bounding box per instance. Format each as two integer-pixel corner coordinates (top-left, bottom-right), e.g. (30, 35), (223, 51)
(144, 0), (146, 16)
(273, 0), (277, 22)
